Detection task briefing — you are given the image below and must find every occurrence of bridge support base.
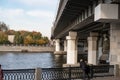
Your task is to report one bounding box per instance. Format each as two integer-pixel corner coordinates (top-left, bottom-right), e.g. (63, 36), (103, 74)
(66, 31), (77, 65)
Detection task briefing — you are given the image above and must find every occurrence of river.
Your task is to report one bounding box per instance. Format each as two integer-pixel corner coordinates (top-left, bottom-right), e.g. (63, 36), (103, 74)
(0, 52), (66, 69)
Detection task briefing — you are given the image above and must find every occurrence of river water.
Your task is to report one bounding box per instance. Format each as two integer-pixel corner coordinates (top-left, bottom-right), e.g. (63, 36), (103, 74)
(0, 52), (66, 69)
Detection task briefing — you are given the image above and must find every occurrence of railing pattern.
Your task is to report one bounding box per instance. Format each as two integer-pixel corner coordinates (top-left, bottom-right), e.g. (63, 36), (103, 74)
(2, 65), (115, 80)
(41, 65), (114, 80)
(3, 69), (35, 80)
(92, 65), (114, 77)
(42, 67), (83, 80)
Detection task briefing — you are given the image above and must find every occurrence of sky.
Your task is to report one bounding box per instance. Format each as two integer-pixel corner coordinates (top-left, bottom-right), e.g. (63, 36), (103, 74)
(0, 0), (59, 38)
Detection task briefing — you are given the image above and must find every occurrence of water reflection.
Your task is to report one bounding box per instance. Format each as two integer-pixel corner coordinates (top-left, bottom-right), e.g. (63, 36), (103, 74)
(0, 52), (66, 69)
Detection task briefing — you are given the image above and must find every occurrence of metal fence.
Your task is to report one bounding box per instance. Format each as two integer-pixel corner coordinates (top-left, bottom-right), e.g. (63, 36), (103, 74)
(41, 65), (114, 80)
(92, 65), (114, 77)
(42, 67), (83, 80)
(2, 65), (115, 80)
(3, 69), (35, 80)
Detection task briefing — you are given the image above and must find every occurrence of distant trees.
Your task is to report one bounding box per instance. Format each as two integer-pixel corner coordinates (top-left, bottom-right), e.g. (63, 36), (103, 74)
(0, 31), (10, 44)
(0, 30), (50, 45)
(0, 22), (9, 31)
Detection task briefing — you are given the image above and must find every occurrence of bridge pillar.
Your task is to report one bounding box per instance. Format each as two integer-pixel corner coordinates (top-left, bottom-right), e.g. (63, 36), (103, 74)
(66, 31), (77, 64)
(55, 39), (60, 51)
(110, 23), (120, 65)
(110, 23), (120, 76)
(64, 40), (67, 51)
(88, 32), (98, 65)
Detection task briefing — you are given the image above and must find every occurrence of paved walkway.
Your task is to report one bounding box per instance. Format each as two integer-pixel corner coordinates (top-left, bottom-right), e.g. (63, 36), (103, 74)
(91, 77), (120, 80)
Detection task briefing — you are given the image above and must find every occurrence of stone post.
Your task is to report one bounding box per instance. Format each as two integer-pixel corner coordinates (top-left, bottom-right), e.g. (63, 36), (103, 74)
(114, 64), (119, 77)
(88, 32), (98, 65)
(55, 39), (60, 51)
(34, 68), (42, 80)
(66, 31), (77, 64)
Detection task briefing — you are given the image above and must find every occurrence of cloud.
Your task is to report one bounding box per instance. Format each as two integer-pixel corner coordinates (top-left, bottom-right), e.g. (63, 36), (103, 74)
(10, 0), (58, 7)
(26, 10), (54, 18)
(0, 8), (25, 18)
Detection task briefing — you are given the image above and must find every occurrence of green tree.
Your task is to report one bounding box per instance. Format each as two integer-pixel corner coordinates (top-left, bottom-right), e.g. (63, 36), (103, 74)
(0, 31), (9, 44)
(24, 35), (34, 45)
(14, 31), (24, 44)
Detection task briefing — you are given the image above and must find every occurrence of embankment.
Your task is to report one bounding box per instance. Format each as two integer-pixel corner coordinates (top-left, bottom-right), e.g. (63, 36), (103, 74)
(0, 45), (55, 52)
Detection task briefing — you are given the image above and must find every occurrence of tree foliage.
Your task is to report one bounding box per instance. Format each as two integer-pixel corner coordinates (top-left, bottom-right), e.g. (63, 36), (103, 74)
(0, 31), (10, 44)
(0, 22), (9, 31)
(1, 30), (50, 45)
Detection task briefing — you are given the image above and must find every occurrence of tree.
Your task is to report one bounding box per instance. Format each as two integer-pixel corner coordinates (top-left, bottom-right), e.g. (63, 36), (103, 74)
(30, 31), (42, 40)
(5, 30), (15, 35)
(36, 39), (46, 45)
(14, 31), (24, 44)
(0, 31), (9, 44)
(0, 22), (9, 31)
(24, 35), (34, 45)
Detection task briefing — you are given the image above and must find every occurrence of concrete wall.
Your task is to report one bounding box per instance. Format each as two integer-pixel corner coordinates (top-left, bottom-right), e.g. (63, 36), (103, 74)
(0, 46), (55, 52)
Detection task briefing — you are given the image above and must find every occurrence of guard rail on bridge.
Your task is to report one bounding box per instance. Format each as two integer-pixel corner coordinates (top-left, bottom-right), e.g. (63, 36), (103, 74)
(2, 65), (118, 80)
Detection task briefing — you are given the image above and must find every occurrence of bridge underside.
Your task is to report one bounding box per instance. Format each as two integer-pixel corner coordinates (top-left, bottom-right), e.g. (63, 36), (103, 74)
(52, 0), (111, 39)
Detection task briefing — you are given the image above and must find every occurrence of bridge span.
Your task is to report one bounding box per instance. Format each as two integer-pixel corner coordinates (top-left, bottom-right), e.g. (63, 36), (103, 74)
(51, 0), (120, 74)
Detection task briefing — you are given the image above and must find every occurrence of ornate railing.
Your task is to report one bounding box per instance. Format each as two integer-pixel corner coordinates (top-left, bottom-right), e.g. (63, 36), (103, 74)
(2, 65), (115, 80)
(3, 69), (35, 80)
(92, 65), (114, 77)
(41, 65), (114, 80)
(42, 67), (83, 80)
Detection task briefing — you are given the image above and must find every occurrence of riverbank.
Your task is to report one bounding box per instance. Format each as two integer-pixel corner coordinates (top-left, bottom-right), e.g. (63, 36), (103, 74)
(0, 45), (55, 53)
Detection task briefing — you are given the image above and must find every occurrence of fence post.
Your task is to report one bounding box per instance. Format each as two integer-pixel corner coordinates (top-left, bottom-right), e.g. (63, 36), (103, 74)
(34, 68), (42, 80)
(68, 65), (71, 80)
(114, 64), (119, 77)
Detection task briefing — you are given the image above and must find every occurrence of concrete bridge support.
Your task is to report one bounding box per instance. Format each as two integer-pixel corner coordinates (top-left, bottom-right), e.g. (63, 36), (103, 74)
(55, 39), (60, 52)
(64, 40), (67, 51)
(110, 23), (120, 76)
(66, 31), (77, 64)
(110, 23), (120, 65)
(88, 32), (98, 65)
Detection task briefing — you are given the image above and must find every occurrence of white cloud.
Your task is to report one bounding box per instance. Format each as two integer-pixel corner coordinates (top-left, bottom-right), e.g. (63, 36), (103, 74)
(0, 8), (24, 18)
(11, 0), (58, 7)
(27, 10), (54, 18)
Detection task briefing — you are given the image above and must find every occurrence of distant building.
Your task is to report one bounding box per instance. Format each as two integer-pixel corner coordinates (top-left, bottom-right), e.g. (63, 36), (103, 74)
(8, 35), (15, 43)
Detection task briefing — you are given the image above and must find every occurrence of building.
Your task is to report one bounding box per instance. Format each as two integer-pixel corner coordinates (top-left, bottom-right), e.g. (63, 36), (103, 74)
(8, 35), (15, 43)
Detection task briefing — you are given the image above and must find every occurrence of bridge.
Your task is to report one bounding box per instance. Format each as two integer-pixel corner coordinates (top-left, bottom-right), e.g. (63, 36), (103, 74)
(51, 0), (120, 73)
